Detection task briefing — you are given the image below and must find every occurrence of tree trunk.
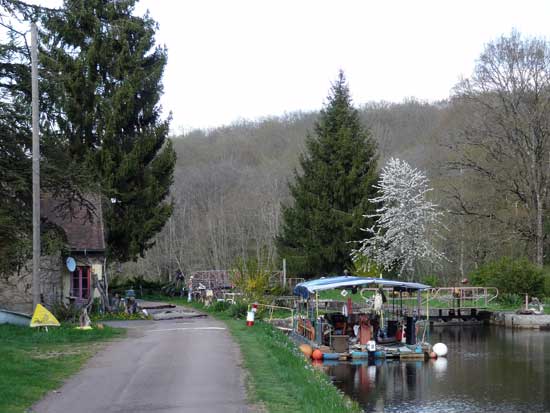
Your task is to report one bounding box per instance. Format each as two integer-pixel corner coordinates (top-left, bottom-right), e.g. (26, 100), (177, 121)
(536, 192), (544, 267)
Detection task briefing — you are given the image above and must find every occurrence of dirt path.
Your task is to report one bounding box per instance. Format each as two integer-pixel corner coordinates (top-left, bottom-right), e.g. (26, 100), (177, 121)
(32, 303), (250, 413)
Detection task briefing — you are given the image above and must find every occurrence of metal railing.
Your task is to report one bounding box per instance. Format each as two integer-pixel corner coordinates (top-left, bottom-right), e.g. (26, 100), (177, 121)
(286, 277), (305, 291)
(424, 287), (499, 310)
(251, 303), (294, 322)
(221, 292), (243, 304)
(307, 286), (499, 315)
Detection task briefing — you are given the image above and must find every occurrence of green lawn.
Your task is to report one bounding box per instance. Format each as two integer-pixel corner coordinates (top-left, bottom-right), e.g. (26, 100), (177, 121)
(318, 289), (369, 303)
(149, 296), (361, 413)
(90, 312), (151, 321)
(0, 324), (124, 413)
(485, 300), (550, 314)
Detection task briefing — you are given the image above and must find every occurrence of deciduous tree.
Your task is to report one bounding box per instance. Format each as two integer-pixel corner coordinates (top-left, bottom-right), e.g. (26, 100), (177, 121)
(353, 158), (446, 279)
(450, 31), (550, 267)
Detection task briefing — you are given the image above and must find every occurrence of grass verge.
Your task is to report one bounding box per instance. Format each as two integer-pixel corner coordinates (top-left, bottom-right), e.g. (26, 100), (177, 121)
(146, 296), (361, 413)
(0, 324), (124, 413)
(90, 312), (151, 321)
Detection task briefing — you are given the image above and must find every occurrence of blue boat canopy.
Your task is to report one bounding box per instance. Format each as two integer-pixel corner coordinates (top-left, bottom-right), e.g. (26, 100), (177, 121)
(293, 275), (430, 299)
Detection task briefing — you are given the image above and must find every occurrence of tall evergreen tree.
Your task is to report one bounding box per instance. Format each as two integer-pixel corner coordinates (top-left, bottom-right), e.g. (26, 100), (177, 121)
(41, 0), (176, 261)
(0, 1), (86, 275)
(0, 18), (33, 273)
(278, 71), (378, 275)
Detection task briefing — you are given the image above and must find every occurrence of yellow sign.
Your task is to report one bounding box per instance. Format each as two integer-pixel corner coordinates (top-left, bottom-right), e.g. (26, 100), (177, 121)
(30, 304), (60, 328)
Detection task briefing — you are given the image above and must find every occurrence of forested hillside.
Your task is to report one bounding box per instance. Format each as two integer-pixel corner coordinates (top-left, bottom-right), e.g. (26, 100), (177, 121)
(123, 98), (500, 282)
(128, 32), (550, 283)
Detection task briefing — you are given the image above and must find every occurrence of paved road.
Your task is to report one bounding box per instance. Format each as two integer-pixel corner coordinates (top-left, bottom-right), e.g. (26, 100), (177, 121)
(32, 306), (250, 413)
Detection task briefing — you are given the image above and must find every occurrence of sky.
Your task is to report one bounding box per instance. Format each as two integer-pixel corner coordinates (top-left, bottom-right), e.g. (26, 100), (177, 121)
(31, 0), (550, 132)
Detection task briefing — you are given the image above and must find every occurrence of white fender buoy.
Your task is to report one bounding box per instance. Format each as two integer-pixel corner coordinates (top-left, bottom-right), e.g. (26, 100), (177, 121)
(433, 342), (448, 357)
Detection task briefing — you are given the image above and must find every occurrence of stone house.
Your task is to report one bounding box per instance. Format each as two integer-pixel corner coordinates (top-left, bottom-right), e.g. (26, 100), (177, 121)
(0, 195), (106, 313)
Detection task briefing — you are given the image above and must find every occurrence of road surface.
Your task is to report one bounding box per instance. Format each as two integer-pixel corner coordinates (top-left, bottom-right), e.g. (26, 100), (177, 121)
(32, 304), (251, 413)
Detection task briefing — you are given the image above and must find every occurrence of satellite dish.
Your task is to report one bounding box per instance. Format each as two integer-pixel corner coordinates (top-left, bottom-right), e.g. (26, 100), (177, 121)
(66, 257), (76, 272)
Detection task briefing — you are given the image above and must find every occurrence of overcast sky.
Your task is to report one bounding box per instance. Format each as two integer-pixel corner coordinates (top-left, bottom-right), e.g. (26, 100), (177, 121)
(34, 1), (550, 132)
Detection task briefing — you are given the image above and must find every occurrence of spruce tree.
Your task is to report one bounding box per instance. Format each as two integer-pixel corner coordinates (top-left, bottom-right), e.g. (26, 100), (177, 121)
(0, 27), (32, 273)
(278, 71), (378, 275)
(0, 2), (86, 274)
(41, 0), (176, 261)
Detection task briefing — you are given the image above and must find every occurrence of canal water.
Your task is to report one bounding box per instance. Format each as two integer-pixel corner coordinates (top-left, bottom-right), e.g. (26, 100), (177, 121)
(322, 326), (550, 412)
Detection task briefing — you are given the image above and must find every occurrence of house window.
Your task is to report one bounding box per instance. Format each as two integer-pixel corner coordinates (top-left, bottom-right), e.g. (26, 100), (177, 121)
(71, 266), (91, 300)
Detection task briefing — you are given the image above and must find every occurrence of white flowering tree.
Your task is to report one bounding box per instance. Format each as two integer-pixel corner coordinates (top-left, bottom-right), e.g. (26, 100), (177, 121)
(352, 158), (446, 279)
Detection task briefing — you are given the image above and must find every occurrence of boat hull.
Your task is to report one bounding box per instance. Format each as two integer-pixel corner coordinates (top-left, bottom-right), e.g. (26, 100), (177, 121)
(0, 309), (31, 327)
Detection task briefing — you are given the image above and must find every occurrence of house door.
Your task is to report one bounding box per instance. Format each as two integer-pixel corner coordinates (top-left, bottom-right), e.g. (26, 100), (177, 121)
(71, 266), (91, 301)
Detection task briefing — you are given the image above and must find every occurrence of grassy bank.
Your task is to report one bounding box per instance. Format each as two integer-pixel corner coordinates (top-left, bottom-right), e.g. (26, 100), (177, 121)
(225, 318), (360, 413)
(147, 296), (360, 413)
(486, 300), (550, 314)
(0, 324), (124, 413)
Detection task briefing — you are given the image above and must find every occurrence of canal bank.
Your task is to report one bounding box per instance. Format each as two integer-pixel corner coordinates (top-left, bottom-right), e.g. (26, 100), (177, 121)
(490, 311), (550, 329)
(426, 310), (550, 329)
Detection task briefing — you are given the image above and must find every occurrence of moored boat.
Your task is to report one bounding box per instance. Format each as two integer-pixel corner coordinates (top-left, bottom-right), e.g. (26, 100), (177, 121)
(292, 275), (435, 362)
(0, 308), (31, 326)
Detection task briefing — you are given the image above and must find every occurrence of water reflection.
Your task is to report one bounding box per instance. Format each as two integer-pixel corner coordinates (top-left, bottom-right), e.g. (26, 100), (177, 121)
(323, 326), (550, 412)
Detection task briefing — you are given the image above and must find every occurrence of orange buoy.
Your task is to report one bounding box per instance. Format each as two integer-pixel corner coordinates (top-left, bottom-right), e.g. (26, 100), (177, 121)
(312, 349), (323, 360)
(299, 344), (313, 358)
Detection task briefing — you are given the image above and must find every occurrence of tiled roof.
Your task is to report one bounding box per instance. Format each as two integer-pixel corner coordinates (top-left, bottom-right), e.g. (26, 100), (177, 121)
(41, 194), (106, 252)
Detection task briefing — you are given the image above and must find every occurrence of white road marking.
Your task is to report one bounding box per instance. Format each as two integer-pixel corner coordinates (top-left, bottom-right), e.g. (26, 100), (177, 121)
(149, 327), (226, 332)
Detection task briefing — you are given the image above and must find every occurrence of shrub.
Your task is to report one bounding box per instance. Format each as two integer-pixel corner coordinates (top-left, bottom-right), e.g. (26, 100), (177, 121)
(227, 302), (248, 319)
(351, 255), (382, 277)
(498, 293), (523, 308)
(109, 275), (164, 297)
(269, 284), (289, 297)
(211, 300), (231, 313)
(51, 301), (80, 323)
(231, 253), (273, 303)
(544, 275), (550, 298)
(469, 257), (544, 297)
(421, 274), (440, 288)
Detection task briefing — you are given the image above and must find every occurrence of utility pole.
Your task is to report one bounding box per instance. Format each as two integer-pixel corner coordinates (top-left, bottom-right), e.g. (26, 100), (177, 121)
(282, 258), (286, 289)
(31, 22), (40, 310)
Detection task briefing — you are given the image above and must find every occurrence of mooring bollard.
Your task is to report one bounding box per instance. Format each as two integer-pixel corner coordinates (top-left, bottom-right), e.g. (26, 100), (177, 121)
(246, 310), (255, 326)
